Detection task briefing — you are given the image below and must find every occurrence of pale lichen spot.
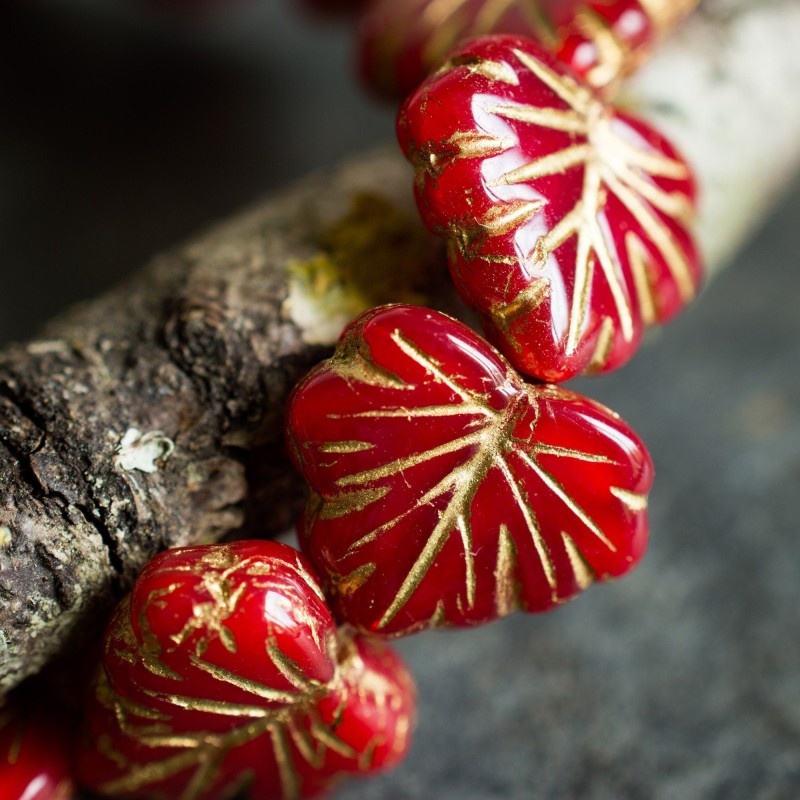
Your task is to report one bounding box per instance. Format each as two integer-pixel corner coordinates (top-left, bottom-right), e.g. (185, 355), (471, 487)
(116, 428), (175, 474)
(284, 261), (367, 346)
(282, 193), (439, 346)
(26, 340), (70, 356)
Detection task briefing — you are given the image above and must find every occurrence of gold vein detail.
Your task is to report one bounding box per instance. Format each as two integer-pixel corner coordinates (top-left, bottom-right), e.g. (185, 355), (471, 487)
(93, 636), (409, 800)
(94, 664), (351, 800)
(316, 327), (636, 631)
(637, 0), (700, 32)
(406, 0), (555, 75)
(561, 531), (596, 591)
(494, 524), (522, 616)
(423, 47), (697, 371)
(571, 7), (629, 89)
(91, 551), (400, 800)
(610, 486), (649, 512)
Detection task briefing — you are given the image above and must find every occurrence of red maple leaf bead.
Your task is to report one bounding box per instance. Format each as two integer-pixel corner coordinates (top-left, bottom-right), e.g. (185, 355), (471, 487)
(359, 0), (698, 100)
(397, 35), (702, 382)
(0, 693), (76, 800)
(359, 0), (544, 100)
(77, 541), (415, 800)
(546, 0), (653, 89)
(538, 0), (699, 91)
(287, 305), (653, 637)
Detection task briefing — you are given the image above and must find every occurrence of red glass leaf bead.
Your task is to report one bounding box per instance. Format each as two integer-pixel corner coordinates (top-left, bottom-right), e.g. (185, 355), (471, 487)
(0, 694), (76, 800)
(398, 35), (702, 382)
(542, 0), (698, 91)
(548, 0), (653, 89)
(359, 0), (698, 100)
(287, 305), (653, 637)
(311, 634), (415, 780)
(359, 0), (546, 100)
(77, 541), (415, 800)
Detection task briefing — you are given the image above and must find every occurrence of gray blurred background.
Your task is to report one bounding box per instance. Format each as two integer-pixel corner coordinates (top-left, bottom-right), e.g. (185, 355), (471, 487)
(2, 1), (799, 798)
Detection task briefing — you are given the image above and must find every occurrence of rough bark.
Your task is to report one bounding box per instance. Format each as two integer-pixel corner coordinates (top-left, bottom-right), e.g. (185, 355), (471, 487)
(0, 155), (447, 694)
(2, 0), (800, 694)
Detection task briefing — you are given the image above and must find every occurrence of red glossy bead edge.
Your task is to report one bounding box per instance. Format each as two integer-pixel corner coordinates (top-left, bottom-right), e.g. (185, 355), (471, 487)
(288, 304), (653, 637)
(78, 541), (416, 800)
(398, 35), (702, 382)
(359, 0), (699, 100)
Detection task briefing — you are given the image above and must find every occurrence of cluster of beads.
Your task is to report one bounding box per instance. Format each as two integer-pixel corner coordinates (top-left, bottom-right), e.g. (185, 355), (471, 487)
(5, 2), (702, 799)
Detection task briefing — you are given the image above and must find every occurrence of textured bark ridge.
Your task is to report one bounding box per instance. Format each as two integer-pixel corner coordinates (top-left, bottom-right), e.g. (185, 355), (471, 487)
(0, 152), (445, 694)
(2, 0), (800, 694)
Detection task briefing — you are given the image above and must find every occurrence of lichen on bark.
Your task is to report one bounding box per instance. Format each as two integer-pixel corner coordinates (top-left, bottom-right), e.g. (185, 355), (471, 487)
(0, 152), (446, 694)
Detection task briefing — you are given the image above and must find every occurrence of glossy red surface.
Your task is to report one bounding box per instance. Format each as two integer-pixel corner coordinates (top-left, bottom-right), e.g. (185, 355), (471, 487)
(547, 0), (654, 88)
(287, 305), (653, 637)
(398, 35), (702, 382)
(77, 540), (415, 799)
(0, 695), (75, 800)
(311, 635), (416, 779)
(359, 0), (541, 99)
(359, 0), (695, 99)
